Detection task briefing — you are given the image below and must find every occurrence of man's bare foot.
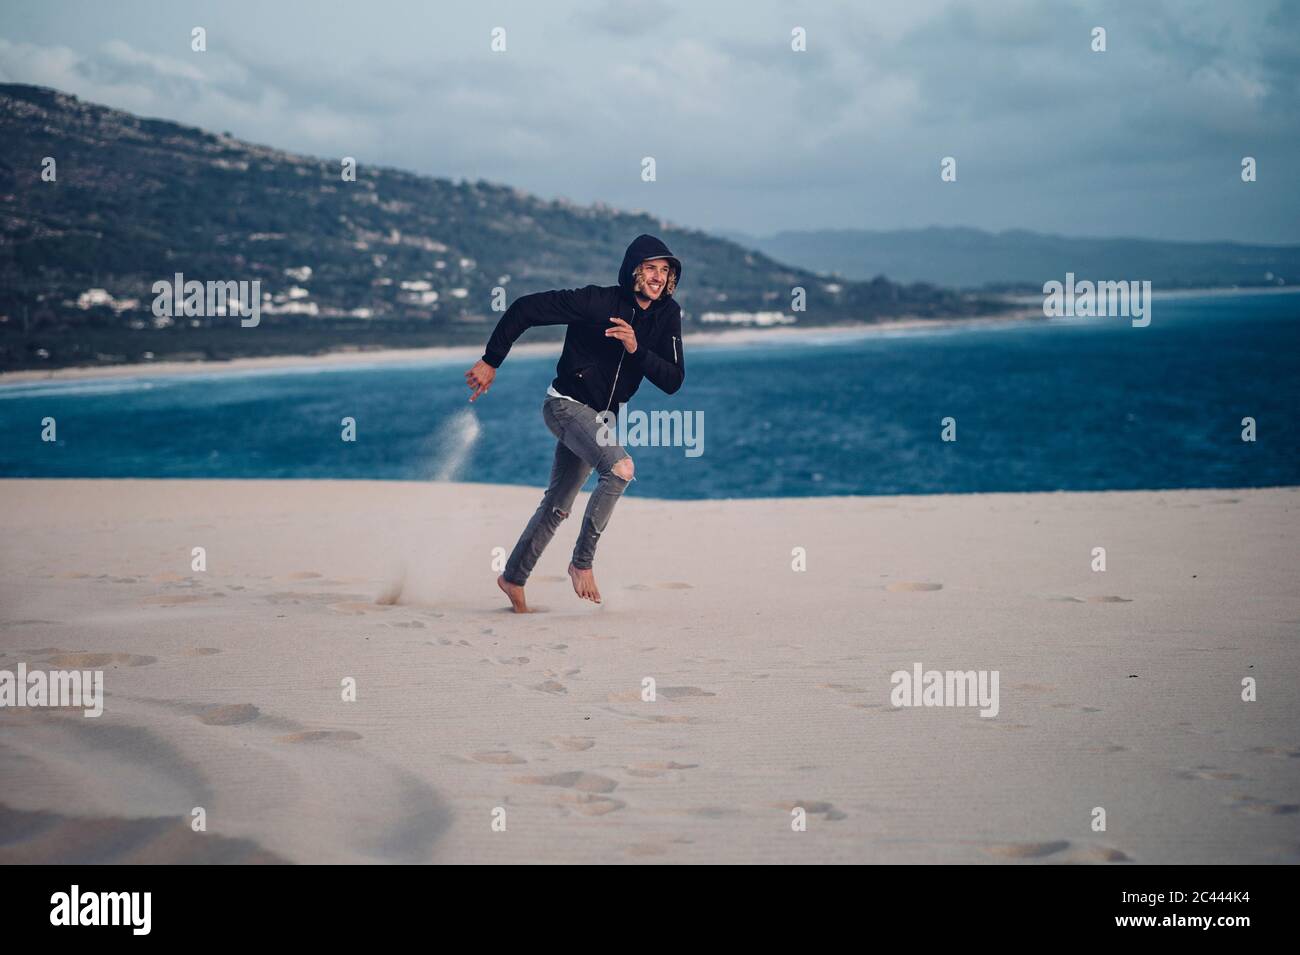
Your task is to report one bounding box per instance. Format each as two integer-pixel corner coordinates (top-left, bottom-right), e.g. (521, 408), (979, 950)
(568, 563), (602, 604)
(497, 574), (530, 613)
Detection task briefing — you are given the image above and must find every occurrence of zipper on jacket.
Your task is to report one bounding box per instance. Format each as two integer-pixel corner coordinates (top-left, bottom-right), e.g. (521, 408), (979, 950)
(605, 351), (623, 412)
(672, 335), (678, 363)
(606, 301), (632, 411)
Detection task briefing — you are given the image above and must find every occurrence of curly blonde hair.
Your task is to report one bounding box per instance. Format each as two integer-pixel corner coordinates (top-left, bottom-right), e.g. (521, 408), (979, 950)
(633, 261), (678, 298)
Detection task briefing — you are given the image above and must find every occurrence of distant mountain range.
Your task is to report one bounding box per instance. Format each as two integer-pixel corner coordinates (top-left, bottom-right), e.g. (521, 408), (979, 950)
(0, 83), (999, 372)
(721, 227), (1300, 291)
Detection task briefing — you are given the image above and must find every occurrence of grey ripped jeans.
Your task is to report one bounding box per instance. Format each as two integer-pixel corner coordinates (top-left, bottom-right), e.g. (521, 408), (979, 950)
(502, 396), (633, 586)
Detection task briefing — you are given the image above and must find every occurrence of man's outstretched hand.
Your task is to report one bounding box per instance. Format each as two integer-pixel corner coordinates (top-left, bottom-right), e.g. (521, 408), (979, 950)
(465, 359), (496, 402)
(606, 316), (638, 353)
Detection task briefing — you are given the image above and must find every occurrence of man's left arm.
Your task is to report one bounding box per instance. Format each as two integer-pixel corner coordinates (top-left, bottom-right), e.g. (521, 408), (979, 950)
(629, 312), (685, 395)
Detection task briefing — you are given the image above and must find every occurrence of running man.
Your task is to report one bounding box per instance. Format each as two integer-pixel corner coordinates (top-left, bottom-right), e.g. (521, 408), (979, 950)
(464, 234), (686, 612)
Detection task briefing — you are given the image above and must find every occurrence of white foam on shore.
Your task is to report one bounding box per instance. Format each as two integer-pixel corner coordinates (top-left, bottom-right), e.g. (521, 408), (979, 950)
(0, 379), (166, 400)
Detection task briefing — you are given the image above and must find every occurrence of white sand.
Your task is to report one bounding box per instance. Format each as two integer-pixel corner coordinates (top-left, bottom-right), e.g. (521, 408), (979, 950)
(1, 480), (1297, 863)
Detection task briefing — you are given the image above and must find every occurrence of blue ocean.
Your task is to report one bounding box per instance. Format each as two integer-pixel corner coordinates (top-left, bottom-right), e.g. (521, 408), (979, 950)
(2, 293), (1297, 499)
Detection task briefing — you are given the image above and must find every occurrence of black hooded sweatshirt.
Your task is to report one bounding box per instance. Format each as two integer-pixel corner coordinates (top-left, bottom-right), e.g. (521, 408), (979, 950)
(481, 234), (685, 413)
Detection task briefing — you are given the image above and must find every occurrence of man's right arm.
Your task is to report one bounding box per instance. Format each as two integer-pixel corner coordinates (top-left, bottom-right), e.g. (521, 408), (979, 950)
(481, 285), (602, 368)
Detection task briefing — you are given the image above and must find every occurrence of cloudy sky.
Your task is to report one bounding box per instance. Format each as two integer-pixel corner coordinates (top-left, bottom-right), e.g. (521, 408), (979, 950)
(2, 0), (1296, 243)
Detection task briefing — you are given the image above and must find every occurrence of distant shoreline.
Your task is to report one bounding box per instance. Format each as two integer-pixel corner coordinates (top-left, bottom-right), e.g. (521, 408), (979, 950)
(2, 285), (1294, 385)
(0, 307), (1039, 384)
(1000, 284), (1300, 305)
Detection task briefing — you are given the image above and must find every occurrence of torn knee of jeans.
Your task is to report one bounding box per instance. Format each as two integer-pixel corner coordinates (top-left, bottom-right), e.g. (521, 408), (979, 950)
(552, 506), (570, 520)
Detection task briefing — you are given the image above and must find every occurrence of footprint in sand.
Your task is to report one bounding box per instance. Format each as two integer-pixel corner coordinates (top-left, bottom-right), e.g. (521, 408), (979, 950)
(472, 751), (527, 764)
(1248, 746), (1300, 758)
(775, 800), (847, 821)
(984, 840), (1071, 859)
(558, 793), (625, 816)
(531, 680), (567, 695)
(513, 771), (618, 794)
(328, 602), (390, 615)
(141, 595), (209, 606)
(1230, 796), (1298, 815)
(886, 582), (943, 593)
(627, 842), (668, 856)
(607, 686), (713, 703)
(264, 592), (316, 606)
(1065, 845), (1132, 863)
(183, 647), (222, 657)
(277, 730), (363, 743)
(683, 806), (739, 819)
(534, 575), (567, 584)
(285, 572), (323, 580)
(659, 686), (716, 699)
(1082, 743), (1128, 754)
(626, 761), (699, 778)
(548, 736), (595, 751)
(626, 836), (691, 856)
(47, 652), (157, 668)
(1177, 767), (1245, 781)
(198, 703), (260, 726)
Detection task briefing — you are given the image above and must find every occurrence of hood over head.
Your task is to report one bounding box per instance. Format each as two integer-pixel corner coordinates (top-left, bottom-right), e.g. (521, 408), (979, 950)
(618, 233), (682, 305)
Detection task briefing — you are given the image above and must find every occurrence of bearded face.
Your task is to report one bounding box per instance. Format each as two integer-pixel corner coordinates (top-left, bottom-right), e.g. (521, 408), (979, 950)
(633, 261), (677, 299)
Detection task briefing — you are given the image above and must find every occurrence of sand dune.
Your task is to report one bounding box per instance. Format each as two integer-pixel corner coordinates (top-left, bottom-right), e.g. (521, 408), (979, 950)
(1, 480), (1297, 863)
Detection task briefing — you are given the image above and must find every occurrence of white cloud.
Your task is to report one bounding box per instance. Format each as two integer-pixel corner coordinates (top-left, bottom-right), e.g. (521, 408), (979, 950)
(1, 0), (1296, 242)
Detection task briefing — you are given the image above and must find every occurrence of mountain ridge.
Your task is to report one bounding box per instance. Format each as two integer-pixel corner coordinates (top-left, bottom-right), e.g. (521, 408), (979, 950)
(0, 83), (998, 371)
